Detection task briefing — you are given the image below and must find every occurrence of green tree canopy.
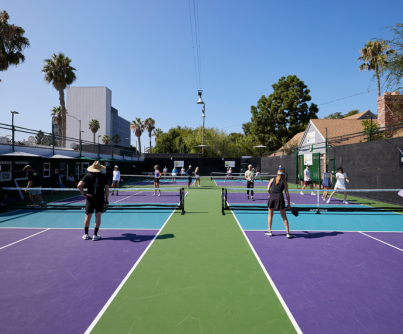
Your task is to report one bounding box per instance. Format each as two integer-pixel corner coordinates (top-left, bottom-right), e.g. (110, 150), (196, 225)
(249, 75), (318, 151)
(345, 109), (360, 117)
(0, 11), (30, 73)
(324, 112), (345, 119)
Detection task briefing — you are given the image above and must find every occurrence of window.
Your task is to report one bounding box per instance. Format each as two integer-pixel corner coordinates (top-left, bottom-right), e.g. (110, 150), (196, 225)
(76, 162), (80, 179)
(59, 163), (66, 176)
(81, 162), (90, 174)
(0, 161), (12, 182)
(43, 163), (51, 178)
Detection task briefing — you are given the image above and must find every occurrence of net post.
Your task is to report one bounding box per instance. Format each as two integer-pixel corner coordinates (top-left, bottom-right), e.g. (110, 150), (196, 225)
(316, 189), (320, 214)
(181, 188), (185, 215)
(225, 188), (228, 210)
(221, 188), (225, 215)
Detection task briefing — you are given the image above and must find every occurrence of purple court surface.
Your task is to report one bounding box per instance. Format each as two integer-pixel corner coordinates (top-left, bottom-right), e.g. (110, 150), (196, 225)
(245, 230), (403, 334)
(0, 228), (161, 334)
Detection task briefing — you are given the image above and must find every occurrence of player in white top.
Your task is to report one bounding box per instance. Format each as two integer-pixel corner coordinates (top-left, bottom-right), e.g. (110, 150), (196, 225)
(300, 165), (315, 196)
(180, 167), (185, 176)
(224, 168), (234, 182)
(111, 165), (121, 196)
(327, 167), (349, 204)
(163, 166), (168, 176)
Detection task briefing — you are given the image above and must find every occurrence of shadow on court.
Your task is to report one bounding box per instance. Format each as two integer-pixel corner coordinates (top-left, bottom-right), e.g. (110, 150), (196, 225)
(101, 233), (175, 242)
(267, 231), (344, 239)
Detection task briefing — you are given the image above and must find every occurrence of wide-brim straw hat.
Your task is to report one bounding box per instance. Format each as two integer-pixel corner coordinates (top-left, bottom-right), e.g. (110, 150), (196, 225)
(87, 161), (106, 173)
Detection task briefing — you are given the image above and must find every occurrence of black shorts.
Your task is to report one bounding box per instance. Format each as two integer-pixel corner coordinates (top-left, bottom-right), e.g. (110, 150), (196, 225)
(86, 197), (104, 214)
(246, 181), (254, 189)
(188, 177), (192, 183)
(154, 178), (160, 184)
(268, 196), (286, 210)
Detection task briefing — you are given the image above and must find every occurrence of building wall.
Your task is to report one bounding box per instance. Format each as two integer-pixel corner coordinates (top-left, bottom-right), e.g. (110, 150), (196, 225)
(111, 107), (130, 147)
(298, 121), (326, 155)
(66, 87), (112, 148)
(377, 92), (403, 128)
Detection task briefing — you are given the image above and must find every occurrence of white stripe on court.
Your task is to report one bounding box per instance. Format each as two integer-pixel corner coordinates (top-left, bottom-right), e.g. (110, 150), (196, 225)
(359, 232), (403, 252)
(230, 208), (303, 334)
(84, 208), (177, 334)
(0, 228), (50, 250)
(112, 192), (141, 204)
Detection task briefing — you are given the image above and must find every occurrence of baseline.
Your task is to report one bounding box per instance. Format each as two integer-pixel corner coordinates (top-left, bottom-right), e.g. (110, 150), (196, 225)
(359, 232), (403, 252)
(0, 228), (49, 250)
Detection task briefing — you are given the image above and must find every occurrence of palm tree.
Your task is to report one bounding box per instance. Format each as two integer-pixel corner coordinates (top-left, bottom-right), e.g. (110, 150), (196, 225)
(0, 11), (30, 74)
(358, 40), (395, 96)
(130, 118), (145, 153)
(89, 119), (100, 144)
(112, 134), (121, 145)
(102, 135), (111, 145)
(42, 52), (76, 147)
(50, 106), (62, 147)
(152, 128), (163, 140)
(144, 118), (155, 153)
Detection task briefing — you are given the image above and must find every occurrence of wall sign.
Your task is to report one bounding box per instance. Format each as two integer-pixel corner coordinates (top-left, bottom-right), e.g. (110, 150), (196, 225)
(225, 161), (235, 168)
(307, 132), (316, 144)
(174, 161), (184, 167)
(304, 154), (312, 165)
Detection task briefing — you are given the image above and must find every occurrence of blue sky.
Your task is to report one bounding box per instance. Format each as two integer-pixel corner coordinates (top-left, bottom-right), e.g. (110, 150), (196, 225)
(1, 0), (402, 148)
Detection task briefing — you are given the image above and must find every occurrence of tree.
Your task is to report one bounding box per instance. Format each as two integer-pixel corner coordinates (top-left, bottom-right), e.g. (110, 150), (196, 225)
(152, 128), (163, 140)
(358, 40), (395, 96)
(0, 11), (30, 77)
(102, 135), (111, 145)
(361, 119), (385, 141)
(345, 109), (360, 117)
(250, 75), (318, 151)
(324, 112), (345, 119)
(379, 23), (403, 93)
(88, 119), (100, 144)
(50, 106), (62, 146)
(242, 122), (252, 135)
(42, 53), (76, 147)
(35, 130), (52, 146)
(130, 118), (145, 153)
(112, 134), (121, 145)
(144, 118), (155, 152)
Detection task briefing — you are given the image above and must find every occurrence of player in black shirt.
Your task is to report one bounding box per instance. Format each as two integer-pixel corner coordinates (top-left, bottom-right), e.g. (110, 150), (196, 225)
(23, 165), (46, 207)
(77, 161), (109, 241)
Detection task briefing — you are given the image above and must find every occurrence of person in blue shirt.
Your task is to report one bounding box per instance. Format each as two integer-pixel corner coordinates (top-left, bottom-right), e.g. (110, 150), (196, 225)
(186, 165), (193, 188)
(172, 166), (178, 183)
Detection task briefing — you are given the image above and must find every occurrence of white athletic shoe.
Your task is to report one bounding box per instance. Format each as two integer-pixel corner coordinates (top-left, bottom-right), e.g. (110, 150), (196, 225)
(158, 194), (161, 197)
(326, 199), (330, 204)
(252, 196), (255, 201)
(265, 231), (273, 236)
(198, 185), (201, 187)
(92, 235), (101, 241)
(287, 233), (294, 239)
(247, 195), (249, 199)
(82, 234), (89, 240)
(311, 192), (315, 196)
(300, 191), (303, 195)
(343, 200), (348, 204)
(153, 193), (156, 196)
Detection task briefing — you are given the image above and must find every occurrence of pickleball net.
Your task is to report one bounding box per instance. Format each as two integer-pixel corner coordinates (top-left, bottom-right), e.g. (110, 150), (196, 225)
(0, 187), (186, 214)
(211, 174), (278, 182)
(120, 174), (192, 185)
(221, 187), (403, 215)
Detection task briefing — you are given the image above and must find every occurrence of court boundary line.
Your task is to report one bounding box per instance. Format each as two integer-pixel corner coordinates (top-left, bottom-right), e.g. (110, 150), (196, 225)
(112, 192), (141, 204)
(0, 228), (49, 250)
(83, 208), (176, 334)
(359, 232), (403, 252)
(230, 208), (303, 334)
(242, 229), (403, 233)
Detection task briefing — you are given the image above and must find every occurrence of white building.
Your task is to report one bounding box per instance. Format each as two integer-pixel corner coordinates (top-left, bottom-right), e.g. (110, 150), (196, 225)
(66, 87), (131, 148)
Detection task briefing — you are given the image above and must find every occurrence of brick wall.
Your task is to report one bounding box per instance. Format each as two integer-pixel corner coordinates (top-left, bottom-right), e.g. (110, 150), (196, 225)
(377, 92), (403, 127)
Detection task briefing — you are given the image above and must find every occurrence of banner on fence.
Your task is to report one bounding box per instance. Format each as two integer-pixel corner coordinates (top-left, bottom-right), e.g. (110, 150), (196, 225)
(174, 161), (184, 167)
(225, 161), (236, 168)
(304, 154), (312, 165)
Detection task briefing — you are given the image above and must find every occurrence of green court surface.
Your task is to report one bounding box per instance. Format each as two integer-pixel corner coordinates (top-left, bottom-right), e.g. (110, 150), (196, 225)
(88, 178), (298, 333)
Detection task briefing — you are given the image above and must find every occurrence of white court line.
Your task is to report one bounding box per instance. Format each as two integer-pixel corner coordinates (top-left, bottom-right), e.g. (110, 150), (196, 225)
(230, 208), (303, 334)
(0, 228), (50, 250)
(359, 232), (403, 252)
(112, 192), (141, 204)
(84, 207), (177, 334)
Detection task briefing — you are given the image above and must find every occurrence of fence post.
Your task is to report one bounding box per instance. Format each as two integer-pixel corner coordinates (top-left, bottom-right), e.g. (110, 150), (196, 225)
(295, 148), (298, 185)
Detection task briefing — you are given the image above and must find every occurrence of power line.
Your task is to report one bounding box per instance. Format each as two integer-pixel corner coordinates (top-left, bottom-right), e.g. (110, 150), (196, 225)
(188, 0), (203, 90)
(318, 89), (377, 106)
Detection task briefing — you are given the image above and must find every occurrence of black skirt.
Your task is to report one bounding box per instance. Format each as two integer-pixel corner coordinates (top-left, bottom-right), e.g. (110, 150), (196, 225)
(267, 196), (286, 210)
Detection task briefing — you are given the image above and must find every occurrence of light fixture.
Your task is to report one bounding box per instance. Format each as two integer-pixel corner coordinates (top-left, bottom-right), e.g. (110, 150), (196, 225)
(197, 90), (204, 104)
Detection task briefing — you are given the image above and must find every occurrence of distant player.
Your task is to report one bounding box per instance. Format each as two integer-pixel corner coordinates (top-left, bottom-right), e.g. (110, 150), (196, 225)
(300, 165), (315, 196)
(77, 161), (109, 241)
(23, 165), (46, 207)
(111, 165), (120, 196)
(245, 164), (255, 201)
(195, 167), (201, 186)
(327, 167), (349, 204)
(322, 170), (333, 201)
(225, 168), (234, 182)
(256, 165), (263, 182)
(186, 165), (193, 188)
(180, 167), (185, 176)
(153, 165), (161, 196)
(172, 166), (178, 183)
(266, 168), (294, 239)
(163, 166), (168, 176)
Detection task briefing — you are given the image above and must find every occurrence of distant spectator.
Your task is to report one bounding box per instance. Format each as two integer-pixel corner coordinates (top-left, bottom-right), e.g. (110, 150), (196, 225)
(68, 173), (77, 188)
